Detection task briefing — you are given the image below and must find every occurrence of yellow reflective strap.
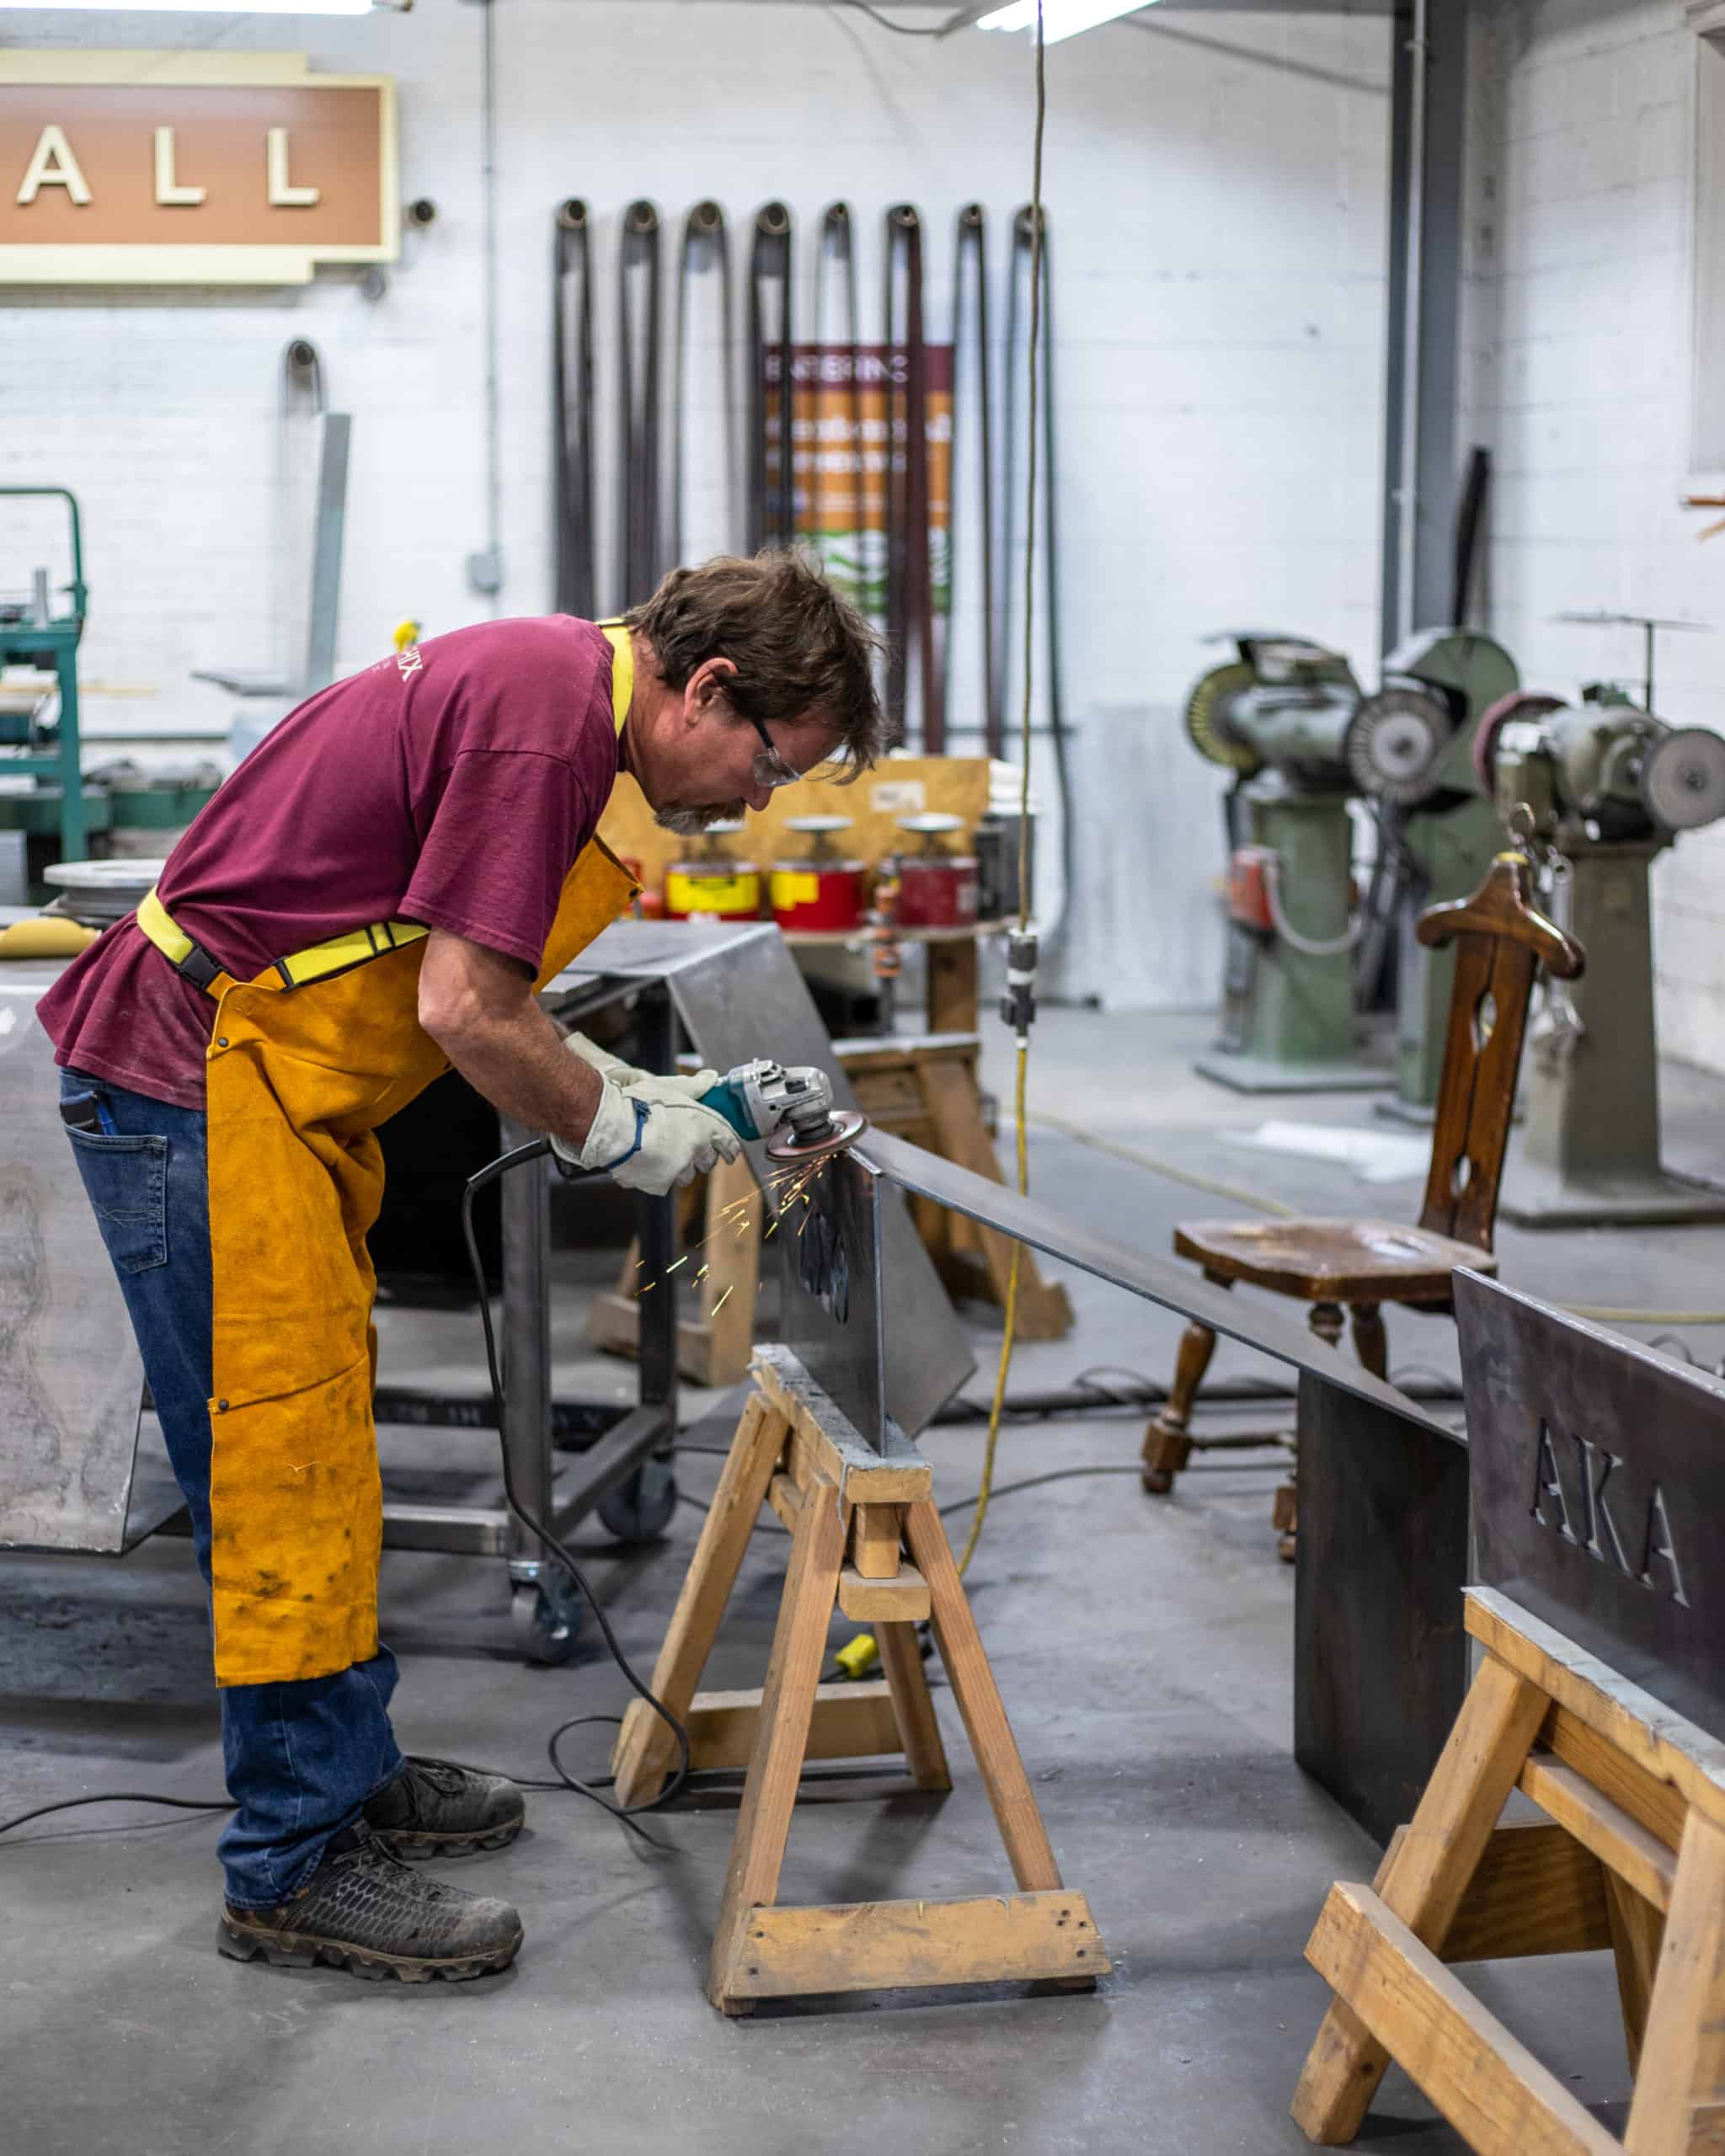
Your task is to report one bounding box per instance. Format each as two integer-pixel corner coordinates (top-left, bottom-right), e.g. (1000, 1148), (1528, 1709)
(138, 886), (426, 995)
(136, 887), (195, 967)
(272, 917), (428, 990)
(598, 621), (632, 735)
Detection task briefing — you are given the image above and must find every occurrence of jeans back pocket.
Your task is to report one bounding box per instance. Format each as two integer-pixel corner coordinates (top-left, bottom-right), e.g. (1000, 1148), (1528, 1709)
(66, 1129), (169, 1274)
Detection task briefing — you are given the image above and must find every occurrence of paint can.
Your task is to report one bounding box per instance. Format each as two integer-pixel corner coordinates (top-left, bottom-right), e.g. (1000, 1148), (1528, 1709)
(770, 815), (865, 931)
(664, 820), (763, 921)
(895, 813), (980, 929)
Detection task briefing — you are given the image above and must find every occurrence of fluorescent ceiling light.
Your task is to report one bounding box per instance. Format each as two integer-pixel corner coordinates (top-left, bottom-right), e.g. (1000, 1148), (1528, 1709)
(975, 0), (1156, 40)
(0, 0), (383, 12)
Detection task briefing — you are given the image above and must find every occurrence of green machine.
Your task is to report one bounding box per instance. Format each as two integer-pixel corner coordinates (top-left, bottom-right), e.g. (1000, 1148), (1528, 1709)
(1345, 628), (1519, 1119)
(0, 488), (93, 881)
(1480, 686), (1725, 1225)
(0, 489), (222, 901)
(1186, 627), (1515, 1095)
(1187, 632), (1382, 1092)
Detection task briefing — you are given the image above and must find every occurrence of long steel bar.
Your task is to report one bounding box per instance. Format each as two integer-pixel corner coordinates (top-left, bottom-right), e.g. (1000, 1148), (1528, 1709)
(853, 1129), (1455, 1441)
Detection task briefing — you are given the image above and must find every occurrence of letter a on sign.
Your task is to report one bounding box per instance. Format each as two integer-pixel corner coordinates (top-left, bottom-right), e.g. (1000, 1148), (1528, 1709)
(17, 125), (92, 207)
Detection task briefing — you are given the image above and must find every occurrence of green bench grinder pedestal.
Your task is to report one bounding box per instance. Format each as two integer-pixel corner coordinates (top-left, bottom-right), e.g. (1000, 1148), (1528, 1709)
(1186, 632), (1387, 1092)
(1483, 686), (1725, 1225)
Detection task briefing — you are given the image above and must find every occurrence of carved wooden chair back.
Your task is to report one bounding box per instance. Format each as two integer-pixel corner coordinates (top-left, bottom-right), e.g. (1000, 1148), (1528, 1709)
(1414, 851), (1585, 1252)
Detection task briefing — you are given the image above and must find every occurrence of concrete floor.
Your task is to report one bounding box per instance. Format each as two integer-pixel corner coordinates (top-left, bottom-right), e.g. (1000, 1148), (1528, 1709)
(7, 1003), (1721, 2154)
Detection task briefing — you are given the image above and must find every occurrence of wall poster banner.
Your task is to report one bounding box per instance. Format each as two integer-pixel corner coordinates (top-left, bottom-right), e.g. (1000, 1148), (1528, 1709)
(764, 342), (953, 619)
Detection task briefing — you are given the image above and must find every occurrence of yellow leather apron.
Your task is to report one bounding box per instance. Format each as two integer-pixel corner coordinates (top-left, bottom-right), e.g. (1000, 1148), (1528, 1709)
(142, 627), (638, 1685)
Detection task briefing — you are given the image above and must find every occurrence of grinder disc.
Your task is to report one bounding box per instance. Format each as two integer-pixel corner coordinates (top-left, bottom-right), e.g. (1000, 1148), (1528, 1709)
(764, 1108), (868, 1165)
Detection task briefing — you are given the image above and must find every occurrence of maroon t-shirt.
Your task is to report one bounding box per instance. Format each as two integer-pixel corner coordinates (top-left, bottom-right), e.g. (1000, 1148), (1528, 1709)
(39, 616), (622, 1112)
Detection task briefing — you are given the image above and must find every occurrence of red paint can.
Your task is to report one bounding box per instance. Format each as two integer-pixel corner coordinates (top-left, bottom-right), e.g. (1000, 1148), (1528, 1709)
(895, 814), (980, 929)
(771, 815), (865, 931)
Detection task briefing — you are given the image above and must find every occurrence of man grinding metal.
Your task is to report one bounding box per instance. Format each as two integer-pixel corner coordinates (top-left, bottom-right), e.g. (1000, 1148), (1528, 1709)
(36, 552), (885, 1983)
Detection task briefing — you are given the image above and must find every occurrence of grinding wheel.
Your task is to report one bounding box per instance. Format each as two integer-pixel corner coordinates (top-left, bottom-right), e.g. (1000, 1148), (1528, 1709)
(764, 1108), (868, 1166)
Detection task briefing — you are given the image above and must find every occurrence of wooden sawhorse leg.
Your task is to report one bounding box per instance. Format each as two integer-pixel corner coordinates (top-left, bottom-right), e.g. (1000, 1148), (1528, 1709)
(614, 1345), (1108, 2015)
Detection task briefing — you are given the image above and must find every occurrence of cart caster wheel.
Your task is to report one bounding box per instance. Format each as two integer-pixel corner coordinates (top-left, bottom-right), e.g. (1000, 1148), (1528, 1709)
(512, 1567), (584, 1665)
(1141, 1466), (1173, 1495)
(598, 1459), (677, 1544)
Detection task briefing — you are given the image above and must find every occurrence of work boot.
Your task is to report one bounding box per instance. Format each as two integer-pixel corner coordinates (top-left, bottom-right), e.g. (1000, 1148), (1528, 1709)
(218, 1821), (522, 1983)
(364, 1753), (526, 1859)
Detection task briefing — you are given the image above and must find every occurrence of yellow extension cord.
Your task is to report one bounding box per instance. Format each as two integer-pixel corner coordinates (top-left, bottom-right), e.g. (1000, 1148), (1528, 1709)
(956, 8), (1047, 1579)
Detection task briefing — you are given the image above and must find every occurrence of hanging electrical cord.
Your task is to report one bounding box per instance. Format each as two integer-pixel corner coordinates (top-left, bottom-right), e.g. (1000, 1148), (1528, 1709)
(959, 1), (1046, 1581)
(3, 1138), (695, 1852)
(457, 1140), (691, 1832)
(999, 191), (1074, 940)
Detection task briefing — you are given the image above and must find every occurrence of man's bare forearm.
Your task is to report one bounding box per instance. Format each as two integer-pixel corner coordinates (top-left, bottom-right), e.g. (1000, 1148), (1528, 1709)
(416, 928), (603, 1151)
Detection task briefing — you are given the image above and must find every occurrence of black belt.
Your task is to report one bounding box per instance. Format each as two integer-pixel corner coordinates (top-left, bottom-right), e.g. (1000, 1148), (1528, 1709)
(747, 202), (796, 553)
(811, 201), (862, 586)
(673, 200), (735, 562)
(553, 198), (595, 619)
(884, 202), (940, 752)
(618, 198), (664, 606)
(953, 202), (999, 758)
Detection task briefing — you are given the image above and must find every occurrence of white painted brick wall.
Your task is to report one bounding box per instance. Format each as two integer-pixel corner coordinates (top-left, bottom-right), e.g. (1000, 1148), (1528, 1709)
(1462, 0), (1725, 1073)
(0, 2), (1389, 1007)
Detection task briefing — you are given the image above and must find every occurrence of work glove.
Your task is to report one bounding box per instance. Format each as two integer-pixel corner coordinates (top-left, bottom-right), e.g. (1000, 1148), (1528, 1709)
(562, 1030), (718, 1103)
(553, 1070), (741, 1194)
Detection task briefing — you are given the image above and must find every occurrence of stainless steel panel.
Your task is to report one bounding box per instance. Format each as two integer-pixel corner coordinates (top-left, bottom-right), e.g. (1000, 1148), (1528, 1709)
(0, 963), (147, 1552)
(855, 1126), (1455, 1441)
(545, 921), (974, 1438)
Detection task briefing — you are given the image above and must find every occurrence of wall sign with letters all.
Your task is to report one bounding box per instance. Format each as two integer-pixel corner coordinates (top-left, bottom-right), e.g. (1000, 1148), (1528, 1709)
(0, 51), (398, 286)
(1455, 1268), (1725, 1741)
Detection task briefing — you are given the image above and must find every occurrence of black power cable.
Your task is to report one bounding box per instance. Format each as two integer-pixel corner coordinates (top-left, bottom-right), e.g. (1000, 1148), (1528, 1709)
(457, 1141), (692, 1836)
(2, 1141), (694, 1852)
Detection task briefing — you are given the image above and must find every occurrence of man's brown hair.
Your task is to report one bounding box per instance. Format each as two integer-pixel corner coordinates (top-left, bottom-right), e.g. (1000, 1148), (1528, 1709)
(623, 552), (889, 774)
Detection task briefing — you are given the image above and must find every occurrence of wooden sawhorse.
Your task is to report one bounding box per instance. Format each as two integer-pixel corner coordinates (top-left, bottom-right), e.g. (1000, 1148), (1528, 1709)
(1292, 1584), (1725, 2151)
(610, 1343), (1108, 2015)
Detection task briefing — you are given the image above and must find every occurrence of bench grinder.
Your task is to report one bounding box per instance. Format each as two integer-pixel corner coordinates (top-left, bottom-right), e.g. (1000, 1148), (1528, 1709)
(1479, 686), (1725, 1225)
(1345, 628), (1519, 1120)
(1186, 632), (1377, 1091)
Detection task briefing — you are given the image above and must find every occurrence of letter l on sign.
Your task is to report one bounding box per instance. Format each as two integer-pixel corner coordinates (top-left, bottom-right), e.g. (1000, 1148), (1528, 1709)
(267, 128), (319, 208)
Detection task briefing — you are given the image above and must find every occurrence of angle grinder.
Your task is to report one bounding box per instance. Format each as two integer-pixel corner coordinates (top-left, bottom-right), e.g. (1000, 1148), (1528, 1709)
(697, 1058), (866, 1165)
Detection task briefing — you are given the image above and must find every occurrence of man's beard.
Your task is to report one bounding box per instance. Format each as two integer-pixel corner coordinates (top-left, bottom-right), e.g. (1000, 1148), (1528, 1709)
(654, 800), (747, 836)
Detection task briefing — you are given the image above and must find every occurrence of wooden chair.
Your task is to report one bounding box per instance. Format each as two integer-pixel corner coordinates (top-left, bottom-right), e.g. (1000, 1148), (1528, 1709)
(1140, 850), (1583, 1557)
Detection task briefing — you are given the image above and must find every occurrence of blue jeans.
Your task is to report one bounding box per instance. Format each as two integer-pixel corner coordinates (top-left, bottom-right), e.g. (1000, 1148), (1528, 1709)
(60, 1067), (406, 1909)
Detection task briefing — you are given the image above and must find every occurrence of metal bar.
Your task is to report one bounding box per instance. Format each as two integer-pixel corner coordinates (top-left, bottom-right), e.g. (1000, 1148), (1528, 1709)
(371, 1385), (627, 1442)
(304, 413), (350, 692)
(382, 1503), (511, 1558)
(499, 1114), (553, 1575)
(853, 1127), (1454, 1438)
(550, 1405), (676, 1536)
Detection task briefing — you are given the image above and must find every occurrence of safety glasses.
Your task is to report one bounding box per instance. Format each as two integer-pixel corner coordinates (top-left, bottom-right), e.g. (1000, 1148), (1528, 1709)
(745, 712), (804, 791)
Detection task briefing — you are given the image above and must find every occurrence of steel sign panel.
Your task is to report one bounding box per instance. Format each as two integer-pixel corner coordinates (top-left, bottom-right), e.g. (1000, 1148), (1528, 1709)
(1455, 1268), (1725, 1742)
